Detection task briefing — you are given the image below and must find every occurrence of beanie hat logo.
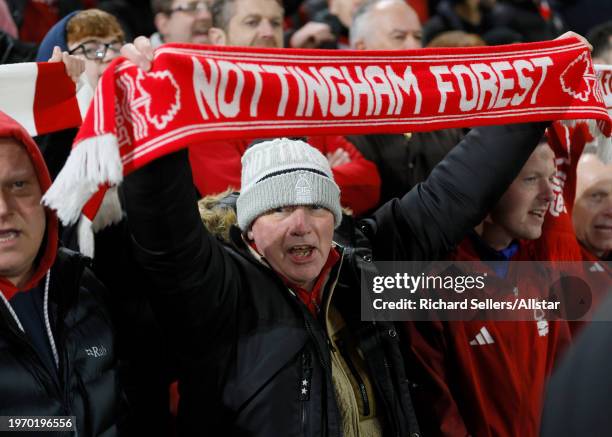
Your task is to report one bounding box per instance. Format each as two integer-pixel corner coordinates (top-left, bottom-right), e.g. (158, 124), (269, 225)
(295, 174), (312, 204)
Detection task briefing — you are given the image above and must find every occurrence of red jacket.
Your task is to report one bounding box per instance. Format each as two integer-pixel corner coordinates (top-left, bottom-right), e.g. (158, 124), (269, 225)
(188, 135), (381, 215)
(403, 236), (572, 437)
(402, 122), (595, 436)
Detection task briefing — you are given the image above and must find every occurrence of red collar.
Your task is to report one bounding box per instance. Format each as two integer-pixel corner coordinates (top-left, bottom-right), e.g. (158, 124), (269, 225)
(249, 241), (341, 315)
(285, 248), (340, 316)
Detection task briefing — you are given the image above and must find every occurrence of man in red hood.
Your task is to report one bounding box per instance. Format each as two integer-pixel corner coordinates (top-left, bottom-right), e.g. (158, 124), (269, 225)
(0, 111), (122, 437)
(0, 114), (57, 293)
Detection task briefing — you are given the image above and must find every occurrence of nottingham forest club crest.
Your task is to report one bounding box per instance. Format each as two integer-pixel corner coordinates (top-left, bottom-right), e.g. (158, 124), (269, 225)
(560, 52), (598, 102)
(295, 175), (312, 204)
(116, 69), (182, 142)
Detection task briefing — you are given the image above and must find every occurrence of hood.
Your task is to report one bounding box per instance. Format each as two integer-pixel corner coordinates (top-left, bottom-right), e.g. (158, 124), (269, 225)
(0, 112), (58, 297)
(36, 11), (80, 62)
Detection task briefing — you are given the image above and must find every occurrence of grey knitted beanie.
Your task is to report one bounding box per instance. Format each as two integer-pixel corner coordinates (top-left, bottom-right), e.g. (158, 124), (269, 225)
(236, 138), (342, 230)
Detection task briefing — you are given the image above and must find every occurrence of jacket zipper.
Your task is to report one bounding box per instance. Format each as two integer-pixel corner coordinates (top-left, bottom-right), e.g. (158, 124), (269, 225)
(2, 316), (65, 400)
(281, 250), (345, 437)
(336, 339), (371, 417)
(301, 401), (307, 437)
(0, 275), (74, 435)
(302, 315), (337, 437)
(300, 350), (312, 436)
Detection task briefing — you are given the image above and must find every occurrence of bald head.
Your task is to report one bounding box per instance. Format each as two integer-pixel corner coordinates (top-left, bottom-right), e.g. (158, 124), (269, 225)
(350, 0), (422, 50)
(576, 154), (612, 199)
(573, 154), (612, 258)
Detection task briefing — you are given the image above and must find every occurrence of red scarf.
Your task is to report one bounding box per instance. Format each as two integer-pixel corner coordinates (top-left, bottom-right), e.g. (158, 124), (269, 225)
(248, 241), (340, 315)
(283, 248), (341, 316)
(0, 62), (89, 137)
(597, 64), (612, 135)
(42, 39), (611, 255)
(532, 121), (592, 262)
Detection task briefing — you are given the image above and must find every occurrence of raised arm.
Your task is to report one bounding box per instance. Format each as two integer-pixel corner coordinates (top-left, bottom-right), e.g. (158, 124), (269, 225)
(122, 150), (240, 358)
(367, 122), (547, 261)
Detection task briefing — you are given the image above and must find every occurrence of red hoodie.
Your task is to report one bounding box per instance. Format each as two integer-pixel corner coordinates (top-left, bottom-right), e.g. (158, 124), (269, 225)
(0, 111), (58, 300)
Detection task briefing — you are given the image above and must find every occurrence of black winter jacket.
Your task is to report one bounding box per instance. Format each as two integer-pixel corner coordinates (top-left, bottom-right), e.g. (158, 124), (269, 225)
(346, 129), (464, 208)
(0, 31), (37, 64)
(123, 123), (546, 437)
(0, 248), (122, 437)
(541, 296), (612, 437)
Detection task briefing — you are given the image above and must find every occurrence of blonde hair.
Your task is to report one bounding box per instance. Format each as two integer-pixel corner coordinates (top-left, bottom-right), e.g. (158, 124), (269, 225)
(197, 188), (353, 242)
(198, 188), (239, 243)
(66, 9), (125, 45)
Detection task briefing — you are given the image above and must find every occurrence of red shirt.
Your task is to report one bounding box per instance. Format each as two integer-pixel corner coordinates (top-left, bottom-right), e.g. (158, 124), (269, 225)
(188, 135), (381, 215)
(247, 242), (341, 316)
(19, 0), (59, 44)
(403, 236), (572, 437)
(284, 247), (341, 316)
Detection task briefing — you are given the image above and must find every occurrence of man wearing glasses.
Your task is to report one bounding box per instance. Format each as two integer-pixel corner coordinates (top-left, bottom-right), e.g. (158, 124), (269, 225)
(151, 0), (213, 47)
(35, 9), (125, 89)
(33, 9), (124, 180)
(66, 10), (124, 88)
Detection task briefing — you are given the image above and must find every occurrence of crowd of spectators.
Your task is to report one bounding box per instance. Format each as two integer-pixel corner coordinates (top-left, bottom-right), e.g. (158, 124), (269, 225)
(0, 1), (610, 436)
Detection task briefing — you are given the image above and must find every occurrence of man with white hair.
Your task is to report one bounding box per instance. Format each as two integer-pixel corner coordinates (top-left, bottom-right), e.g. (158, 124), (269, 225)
(349, 0), (422, 50)
(541, 155), (612, 437)
(574, 154), (612, 261)
(567, 153), (612, 335)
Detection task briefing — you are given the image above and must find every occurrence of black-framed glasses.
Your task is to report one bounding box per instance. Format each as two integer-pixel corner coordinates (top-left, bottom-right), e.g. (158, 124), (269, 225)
(168, 1), (211, 14)
(68, 40), (122, 61)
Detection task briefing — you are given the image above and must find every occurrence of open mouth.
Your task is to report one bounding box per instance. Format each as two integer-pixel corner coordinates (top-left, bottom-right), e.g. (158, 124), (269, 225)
(594, 224), (612, 232)
(289, 245), (314, 259)
(0, 230), (19, 243)
(529, 209), (546, 219)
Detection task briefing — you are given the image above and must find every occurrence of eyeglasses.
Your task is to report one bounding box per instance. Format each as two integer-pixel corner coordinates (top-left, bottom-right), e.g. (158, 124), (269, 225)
(68, 40), (122, 61)
(168, 1), (211, 14)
